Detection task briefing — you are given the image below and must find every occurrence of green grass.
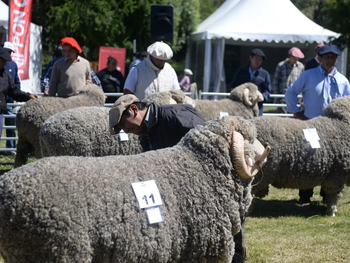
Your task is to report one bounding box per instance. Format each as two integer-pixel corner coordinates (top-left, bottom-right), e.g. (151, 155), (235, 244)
(245, 186), (350, 262)
(0, 153), (349, 262)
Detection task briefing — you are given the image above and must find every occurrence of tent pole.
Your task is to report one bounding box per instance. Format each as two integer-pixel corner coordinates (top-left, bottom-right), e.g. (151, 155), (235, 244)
(203, 38), (211, 96)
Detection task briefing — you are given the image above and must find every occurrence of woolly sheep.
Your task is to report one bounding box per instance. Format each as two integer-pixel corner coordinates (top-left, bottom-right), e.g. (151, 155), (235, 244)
(40, 107), (143, 157)
(142, 89), (188, 105)
(39, 90), (193, 158)
(251, 96), (350, 216)
(194, 83), (263, 121)
(15, 84), (105, 167)
(0, 117), (270, 263)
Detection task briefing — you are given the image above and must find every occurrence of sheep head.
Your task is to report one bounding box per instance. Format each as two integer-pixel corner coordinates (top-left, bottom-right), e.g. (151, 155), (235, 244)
(231, 130), (270, 179)
(242, 86), (264, 107)
(230, 83), (263, 107)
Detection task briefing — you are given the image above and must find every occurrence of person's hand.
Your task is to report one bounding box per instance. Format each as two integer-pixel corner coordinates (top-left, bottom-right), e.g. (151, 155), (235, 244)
(44, 90), (49, 96)
(293, 111), (309, 120)
(29, 94), (39, 99)
(86, 79), (92, 84)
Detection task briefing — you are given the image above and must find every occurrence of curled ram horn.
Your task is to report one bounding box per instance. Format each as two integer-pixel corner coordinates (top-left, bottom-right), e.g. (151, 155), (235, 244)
(231, 131), (271, 179)
(243, 88), (253, 107)
(243, 88), (264, 107)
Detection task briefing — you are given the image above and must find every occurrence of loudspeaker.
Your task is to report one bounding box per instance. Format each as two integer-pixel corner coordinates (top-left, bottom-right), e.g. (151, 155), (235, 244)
(150, 5), (174, 42)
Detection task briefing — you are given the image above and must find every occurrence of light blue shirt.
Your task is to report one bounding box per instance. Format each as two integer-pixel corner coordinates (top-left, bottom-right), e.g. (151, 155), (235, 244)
(285, 66), (350, 119)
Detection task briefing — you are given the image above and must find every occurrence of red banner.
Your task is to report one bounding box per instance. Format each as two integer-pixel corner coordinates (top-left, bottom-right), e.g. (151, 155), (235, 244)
(98, 47), (126, 76)
(9, 0), (32, 80)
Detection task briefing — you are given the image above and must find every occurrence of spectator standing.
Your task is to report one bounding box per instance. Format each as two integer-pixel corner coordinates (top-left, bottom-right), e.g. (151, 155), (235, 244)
(41, 46), (101, 95)
(97, 56), (125, 103)
(285, 44), (350, 205)
(305, 43), (324, 70)
(0, 47), (38, 137)
(124, 41), (180, 100)
(49, 37), (91, 97)
(179, 69), (193, 92)
(229, 49), (271, 116)
(273, 47), (305, 113)
(2, 41), (20, 155)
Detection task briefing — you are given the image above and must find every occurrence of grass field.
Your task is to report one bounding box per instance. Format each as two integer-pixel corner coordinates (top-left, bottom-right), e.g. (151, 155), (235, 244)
(0, 153), (349, 262)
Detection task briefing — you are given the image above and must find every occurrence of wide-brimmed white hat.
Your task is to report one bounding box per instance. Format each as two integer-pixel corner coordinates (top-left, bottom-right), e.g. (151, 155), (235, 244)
(147, 41), (173, 60)
(3, 41), (15, 53)
(184, 69), (193, 75)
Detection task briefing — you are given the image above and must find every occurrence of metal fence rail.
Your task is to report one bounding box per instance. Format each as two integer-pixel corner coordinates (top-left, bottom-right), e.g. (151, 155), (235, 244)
(0, 91), (293, 153)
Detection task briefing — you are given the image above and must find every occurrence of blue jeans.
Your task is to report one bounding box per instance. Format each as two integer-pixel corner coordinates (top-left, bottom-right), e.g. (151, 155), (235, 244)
(5, 106), (17, 149)
(0, 114), (3, 137)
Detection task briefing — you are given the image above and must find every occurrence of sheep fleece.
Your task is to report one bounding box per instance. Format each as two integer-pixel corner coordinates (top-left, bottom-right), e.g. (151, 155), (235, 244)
(0, 117), (256, 263)
(40, 107), (143, 157)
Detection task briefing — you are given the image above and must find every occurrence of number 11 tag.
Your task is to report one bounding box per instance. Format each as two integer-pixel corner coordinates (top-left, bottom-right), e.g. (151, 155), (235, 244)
(131, 180), (162, 209)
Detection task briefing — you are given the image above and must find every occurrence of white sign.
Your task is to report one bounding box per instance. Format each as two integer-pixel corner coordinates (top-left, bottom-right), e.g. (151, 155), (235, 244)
(303, 128), (321, 149)
(131, 180), (162, 209)
(146, 206), (163, 224)
(119, 130), (129, 141)
(219, 112), (229, 119)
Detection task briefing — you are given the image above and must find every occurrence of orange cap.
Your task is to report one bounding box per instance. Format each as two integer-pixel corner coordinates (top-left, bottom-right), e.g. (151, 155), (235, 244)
(60, 37), (82, 53)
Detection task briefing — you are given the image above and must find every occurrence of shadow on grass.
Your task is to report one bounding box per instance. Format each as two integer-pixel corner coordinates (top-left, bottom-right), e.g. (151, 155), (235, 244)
(249, 198), (327, 218)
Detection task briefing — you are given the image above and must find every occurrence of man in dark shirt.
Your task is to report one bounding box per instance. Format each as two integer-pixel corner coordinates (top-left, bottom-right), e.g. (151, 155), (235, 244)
(97, 56), (125, 103)
(2, 41), (21, 154)
(109, 94), (204, 151)
(305, 43), (324, 70)
(0, 47), (38, 136)
(229, 49), (271, 116)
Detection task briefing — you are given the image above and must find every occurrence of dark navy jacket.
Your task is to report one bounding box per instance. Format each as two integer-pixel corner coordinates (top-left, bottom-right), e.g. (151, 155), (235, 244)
(140, 103), (205, 151)
(0, 69), (30, 112)
(305, 57), (320, 71)
(229, 65), (271, 110)
(4, 61), (21, 104)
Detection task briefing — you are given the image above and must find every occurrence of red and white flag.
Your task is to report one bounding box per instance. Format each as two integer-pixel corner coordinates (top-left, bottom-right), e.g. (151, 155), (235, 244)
(8, 0), (32, 80)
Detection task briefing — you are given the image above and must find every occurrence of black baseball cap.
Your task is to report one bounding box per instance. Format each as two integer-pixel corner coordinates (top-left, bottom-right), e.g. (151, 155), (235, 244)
(0, 47), (12, 61)
(250, 49), (266, 60)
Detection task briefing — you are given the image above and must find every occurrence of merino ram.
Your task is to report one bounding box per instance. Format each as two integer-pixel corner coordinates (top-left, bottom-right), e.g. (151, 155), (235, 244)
(0, 117), (270, 263)
(39, 86), (260, 158)
(194, 83), (263, 121)
(15, 84), (105, 167)
(39, 90), (193, 158)
(251, 95), (350, 216)
(40, 107), (143, 157)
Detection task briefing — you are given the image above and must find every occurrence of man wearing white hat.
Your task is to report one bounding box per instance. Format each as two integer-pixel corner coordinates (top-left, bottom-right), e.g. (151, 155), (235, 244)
(124, 41), (180, 100)
(2, 41), (21, 155)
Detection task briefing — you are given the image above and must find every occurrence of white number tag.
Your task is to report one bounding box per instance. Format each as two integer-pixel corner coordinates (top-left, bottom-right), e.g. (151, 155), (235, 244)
(119, 130), (129, 141)
(219, 112), (229, 119)
(131, 180), (162, 209)
(146, 206), (163, 224)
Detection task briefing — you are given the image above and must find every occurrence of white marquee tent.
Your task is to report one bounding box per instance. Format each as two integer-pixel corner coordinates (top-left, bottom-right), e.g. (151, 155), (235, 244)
(186, 0), (345, 95)
(0, 1), (42, 93)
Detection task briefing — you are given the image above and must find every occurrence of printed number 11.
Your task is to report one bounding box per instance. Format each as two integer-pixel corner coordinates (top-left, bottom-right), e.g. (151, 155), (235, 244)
(142, 194), (155, 205)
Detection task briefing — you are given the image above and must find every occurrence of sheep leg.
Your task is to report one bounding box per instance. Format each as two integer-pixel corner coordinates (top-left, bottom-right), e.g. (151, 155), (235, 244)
(14, 137), (32, 168)
(324, 192), (343, 217)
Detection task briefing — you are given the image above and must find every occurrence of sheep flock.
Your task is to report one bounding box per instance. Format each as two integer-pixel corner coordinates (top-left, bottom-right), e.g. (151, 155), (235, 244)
(0, 84), (350, 261)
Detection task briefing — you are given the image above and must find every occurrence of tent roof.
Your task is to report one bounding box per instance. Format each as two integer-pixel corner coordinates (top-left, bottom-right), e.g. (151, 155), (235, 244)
(192, 0), (339, 44)
(0, 1), (9, 30)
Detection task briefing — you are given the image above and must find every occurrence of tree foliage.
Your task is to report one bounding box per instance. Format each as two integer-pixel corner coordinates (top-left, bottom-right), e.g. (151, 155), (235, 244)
(322, 0), (350, 49)
(29, 0), (203, 64)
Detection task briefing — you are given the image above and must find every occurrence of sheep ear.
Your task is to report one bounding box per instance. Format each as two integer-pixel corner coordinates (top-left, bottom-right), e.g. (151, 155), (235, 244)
(251, 140), (271, 176)
(231, 131), (271, 179)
